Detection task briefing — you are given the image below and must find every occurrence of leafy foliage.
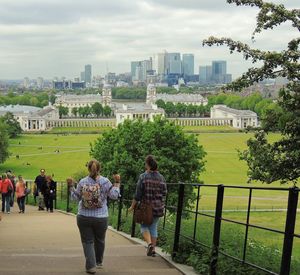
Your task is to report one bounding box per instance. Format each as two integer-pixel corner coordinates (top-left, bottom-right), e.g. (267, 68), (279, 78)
(0, 112), (22, 138)
(90, 118), (206, 207)
(204, 0), (300, 184)
(0, 122), (10, 164)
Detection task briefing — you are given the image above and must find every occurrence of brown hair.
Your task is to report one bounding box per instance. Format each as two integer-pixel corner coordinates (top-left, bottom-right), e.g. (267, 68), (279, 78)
(46, 175), (52, 182)
(87, 159), (101, 179)
(145, 155), (158, 171)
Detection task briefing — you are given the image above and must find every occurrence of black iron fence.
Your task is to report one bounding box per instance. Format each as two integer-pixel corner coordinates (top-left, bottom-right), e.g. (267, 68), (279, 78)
(24, 181), (299, 275)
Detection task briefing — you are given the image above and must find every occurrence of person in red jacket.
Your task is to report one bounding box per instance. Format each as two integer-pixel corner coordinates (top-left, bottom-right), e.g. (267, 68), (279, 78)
(0, 173), (14, 214)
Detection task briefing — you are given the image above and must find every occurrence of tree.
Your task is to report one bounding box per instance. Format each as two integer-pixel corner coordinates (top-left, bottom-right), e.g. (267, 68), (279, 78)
(0, 112), (22, 138)
(203, 0), (300, 185)
(103, 106), (112, 117)
(92, 102), (103, 118)
(0, 122), (10, 163)
(90, 118), (206, 207)
(58, 105), (69, 118)
(71, 107), (78, 117)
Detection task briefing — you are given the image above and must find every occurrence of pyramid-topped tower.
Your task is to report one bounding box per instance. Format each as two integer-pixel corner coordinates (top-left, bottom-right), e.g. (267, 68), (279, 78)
(146, 83), (157, 105)
(102, 83), (112, 107)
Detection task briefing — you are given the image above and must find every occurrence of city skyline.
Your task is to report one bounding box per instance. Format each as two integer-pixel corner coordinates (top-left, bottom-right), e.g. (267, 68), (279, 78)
(0, 0), (298, 79)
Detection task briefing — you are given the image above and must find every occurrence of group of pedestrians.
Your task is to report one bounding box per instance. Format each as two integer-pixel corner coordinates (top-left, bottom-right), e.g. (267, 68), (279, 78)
(33, 169), (57, 213)
(0, 171), (28, 214)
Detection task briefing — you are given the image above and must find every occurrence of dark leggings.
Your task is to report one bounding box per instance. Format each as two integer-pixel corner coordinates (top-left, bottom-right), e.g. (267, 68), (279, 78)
(17, 196), (26, 212)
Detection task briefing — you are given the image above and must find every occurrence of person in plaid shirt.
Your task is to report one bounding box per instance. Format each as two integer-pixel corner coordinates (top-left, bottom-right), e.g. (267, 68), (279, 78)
(129, 155), (167, 257)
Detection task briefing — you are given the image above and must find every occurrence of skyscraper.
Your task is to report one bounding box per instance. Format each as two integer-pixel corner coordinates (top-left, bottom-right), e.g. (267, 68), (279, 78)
(154, 52), (167, 75)
(167, 53), (181, 74)
(84, 64), (92, 84)
(182, 54), (194, 77)
(131, 61), (140, 80)
(199, 66), (212, 84)
(212, 61), (226, 83)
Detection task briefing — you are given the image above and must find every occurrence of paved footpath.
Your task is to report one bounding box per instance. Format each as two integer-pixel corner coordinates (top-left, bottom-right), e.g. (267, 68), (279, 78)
(0, 205), (181, 275)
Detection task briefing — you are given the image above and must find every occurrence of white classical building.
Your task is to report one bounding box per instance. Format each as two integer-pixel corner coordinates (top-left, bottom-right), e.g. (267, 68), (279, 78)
(115, 104), (164, 125)
(146, 83), (208, 106)
(211, 105), (258, 129)
(0, 105), (59, 131)
(54, 84), (112, 115)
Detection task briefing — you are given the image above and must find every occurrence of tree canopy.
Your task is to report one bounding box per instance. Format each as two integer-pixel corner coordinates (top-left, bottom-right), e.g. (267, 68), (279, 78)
(0, 122), (9, 164)
(90, 118), (206, 206)
(203, 0), (300, 184)
(0, 112), (22, 138)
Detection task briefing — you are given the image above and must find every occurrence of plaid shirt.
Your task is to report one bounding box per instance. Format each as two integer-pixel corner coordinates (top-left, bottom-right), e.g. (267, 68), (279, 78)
(134, 171), (167, 217)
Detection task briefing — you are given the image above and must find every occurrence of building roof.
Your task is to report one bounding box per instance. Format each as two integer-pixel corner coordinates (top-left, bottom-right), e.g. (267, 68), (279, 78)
(55, 94), (102, 103)
(35, 107), (56, 117)
(0, 105), (41, 115)
(213, 105), (257, 116)
(157, 93), (207, 103)
(115, 104), (164, 114)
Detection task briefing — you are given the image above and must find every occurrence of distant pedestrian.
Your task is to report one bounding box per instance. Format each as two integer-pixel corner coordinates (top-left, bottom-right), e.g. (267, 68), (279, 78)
(0, 173), (14, 214)
(129, 155), (167, 257)
(42, 175), (56, 213)
(7, 171), (16, 208)
(16, 175), (26, 213)
(34, 169), (47, 211)
(70, 159), (120, 274)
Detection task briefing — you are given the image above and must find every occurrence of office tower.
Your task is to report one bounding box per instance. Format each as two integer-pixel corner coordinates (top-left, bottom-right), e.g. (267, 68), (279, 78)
(23, 77), (30, 89)
(182, 54), (194, 77)
(84, 64), (92, 84)
(199, 66), (212, 84)
(131, 61), (140, 80)
(37, 77), (44, 89)
(212, 61), (227, 83)
(80, 71), (85, 82)
(154, 52), (167, 75)
(167, 53), (181, 74)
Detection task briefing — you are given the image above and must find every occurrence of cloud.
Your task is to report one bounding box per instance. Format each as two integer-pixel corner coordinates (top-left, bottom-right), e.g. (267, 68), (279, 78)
(0, 0), (297, 79)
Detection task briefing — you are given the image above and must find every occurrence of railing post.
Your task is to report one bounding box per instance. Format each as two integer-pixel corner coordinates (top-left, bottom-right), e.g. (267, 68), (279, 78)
(172, 183), (185, 258)
(280, 187), (299, 275)
(66, 183), (70, 212)
(117, 185), (124, 231)
(131, 215), (136, 237)
(210, 184), (224, 275)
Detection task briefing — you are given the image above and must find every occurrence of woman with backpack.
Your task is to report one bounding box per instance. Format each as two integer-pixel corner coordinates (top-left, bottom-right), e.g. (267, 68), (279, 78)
(0, 173), (14, 214)
(43, 175), (56, 213)
(69, 159), (120, 274)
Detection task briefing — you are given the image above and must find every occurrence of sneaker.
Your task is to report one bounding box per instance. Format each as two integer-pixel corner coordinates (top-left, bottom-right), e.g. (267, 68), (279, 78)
(86, 267), (96, 274)
(147, 243), (154, 256)
(152, 251), (157, 257)
(7, 212), (10, 214)
(96, 263), (103, 269)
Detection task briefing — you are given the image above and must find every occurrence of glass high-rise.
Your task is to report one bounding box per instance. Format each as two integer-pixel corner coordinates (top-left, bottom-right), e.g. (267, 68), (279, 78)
(182, 54), (194, 77)
(85, 64), (92, 84)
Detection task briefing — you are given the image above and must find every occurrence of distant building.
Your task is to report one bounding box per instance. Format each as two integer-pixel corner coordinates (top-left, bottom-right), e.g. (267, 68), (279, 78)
(105, 72), (116, 84)
(102, 83), (112, 107)
(85, 64), (92, 84)
(145, 83), (207, 106)
(0, 105), (59, 131)
(199, 66), (212, 84)
(167, 53), (181, 74)
(211, 105), (258, 129)
(146, 83), (157, 105)
(37, 77), (44, 89)
(115, 104), (164, 125)
(23, 77), (30, 89)
(80, 71), (85, 82)
(182, 54), (194, 77)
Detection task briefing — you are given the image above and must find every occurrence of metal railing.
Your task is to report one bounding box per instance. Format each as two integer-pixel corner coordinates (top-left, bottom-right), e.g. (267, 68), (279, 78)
(24, 181), (299, 275)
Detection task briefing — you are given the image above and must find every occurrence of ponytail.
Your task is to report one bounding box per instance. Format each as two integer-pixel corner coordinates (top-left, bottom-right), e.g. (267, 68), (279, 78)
(87, 159), (101, 179)
(145, 155), (158, 171)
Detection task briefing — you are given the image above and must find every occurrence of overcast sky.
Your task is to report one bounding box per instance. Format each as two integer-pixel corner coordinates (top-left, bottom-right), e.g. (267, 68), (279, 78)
(0, 0), (298, 80)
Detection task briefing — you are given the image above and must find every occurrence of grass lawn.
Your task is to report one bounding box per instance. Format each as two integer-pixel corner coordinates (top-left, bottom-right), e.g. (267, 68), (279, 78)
(5, 131), (297, 273)
(48, 126), (112, 134)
